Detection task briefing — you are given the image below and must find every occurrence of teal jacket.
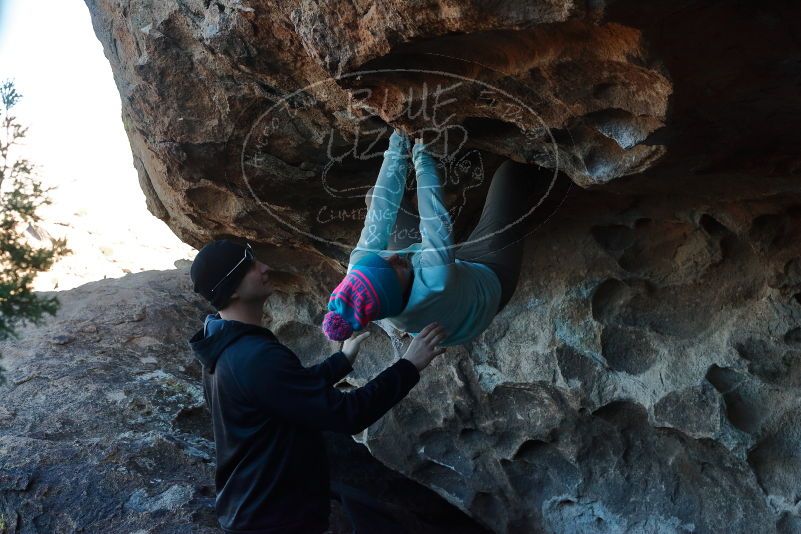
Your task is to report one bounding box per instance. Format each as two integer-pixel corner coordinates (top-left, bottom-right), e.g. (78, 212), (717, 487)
(348, 130), (501, 346)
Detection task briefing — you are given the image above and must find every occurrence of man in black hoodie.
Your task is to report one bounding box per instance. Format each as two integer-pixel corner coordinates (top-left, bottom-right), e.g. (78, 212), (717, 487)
(188, 239), (447, 533)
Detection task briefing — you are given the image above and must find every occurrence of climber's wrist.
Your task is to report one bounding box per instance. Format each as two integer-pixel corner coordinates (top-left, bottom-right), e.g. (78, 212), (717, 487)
(412, 142), (436, 169)
(388, 128), (411, 153)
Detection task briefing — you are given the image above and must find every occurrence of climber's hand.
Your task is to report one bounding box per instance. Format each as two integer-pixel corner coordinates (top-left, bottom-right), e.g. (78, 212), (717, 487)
(341, 331), (370, 365)
(415, 130), (441, 146)
(402, 322), (447, 372)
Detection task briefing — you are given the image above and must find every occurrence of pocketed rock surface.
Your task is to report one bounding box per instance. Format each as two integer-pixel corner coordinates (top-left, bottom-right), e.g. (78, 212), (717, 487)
(80, 0), (801, 532)
(265, 192), (800, 533)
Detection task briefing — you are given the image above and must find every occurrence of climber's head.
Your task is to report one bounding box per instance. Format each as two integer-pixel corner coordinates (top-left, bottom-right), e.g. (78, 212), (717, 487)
(190, 240), (272, 311)
(322, 253), (405, 341)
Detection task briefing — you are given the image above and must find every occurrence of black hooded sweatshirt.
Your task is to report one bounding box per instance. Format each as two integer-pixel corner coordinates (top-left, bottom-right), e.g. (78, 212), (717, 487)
(188, 314), (420, 533)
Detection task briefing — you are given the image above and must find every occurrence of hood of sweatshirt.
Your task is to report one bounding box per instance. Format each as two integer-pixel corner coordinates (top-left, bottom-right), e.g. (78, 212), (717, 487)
(188, 313), (278, 373)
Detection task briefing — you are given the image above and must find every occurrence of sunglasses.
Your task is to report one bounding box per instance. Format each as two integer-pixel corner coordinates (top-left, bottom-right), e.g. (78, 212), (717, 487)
(210, 242), (254, 295)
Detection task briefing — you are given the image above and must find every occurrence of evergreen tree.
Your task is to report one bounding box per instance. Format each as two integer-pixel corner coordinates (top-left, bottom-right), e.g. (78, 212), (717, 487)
(0, 80), (70, 375)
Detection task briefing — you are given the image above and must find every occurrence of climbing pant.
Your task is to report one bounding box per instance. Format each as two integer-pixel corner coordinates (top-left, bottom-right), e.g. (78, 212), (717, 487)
(364, 184), (421, 252)
(453, 159), (550, 312)
(365, 159), (554, 313)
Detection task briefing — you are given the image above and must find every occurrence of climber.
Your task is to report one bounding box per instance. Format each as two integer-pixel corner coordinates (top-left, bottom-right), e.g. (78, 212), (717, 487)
(322, 128), (551, 345)
(187, 239), (447, 533)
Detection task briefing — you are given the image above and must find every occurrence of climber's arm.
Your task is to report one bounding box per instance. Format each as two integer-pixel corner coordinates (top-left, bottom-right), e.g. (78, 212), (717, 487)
(413, 140), (455, 281)
(348, 129), (411, 270)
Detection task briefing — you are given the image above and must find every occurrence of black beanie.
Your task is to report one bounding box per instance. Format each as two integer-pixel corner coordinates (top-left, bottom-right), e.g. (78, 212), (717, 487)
(190, 240), (253, 310)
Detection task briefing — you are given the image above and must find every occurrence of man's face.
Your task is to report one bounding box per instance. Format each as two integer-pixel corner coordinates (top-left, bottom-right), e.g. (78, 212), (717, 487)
(232, 258), (273, 303)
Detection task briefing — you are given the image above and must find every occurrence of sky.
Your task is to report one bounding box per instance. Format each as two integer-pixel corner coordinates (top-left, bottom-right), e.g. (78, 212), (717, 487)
(0, 0), (195, 291)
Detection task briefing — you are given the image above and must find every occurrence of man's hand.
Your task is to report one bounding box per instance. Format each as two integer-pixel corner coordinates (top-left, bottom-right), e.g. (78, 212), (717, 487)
(402, 322), (447, 372)
(341, 331), (371, 365)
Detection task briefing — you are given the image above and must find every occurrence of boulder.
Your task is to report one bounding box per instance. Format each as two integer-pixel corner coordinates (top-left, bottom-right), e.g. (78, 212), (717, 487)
(80, 0), (801, 531)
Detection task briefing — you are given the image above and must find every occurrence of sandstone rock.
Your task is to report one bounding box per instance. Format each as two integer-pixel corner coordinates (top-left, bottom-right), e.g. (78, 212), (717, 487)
(79, 323), (98, 333)
(80, 0), (801, 531)
(258, 191), (800, 532)
(49, 334), (75, 346)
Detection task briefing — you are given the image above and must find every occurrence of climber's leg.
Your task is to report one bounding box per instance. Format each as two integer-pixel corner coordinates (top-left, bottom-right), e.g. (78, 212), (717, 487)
(455, 160), (551, 313)
(365, 185), (421, 251)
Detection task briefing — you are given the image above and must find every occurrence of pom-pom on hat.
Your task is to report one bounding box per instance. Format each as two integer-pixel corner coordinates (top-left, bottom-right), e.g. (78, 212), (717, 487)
(322, 311), (353, 341)
(322, 253), (404, 341)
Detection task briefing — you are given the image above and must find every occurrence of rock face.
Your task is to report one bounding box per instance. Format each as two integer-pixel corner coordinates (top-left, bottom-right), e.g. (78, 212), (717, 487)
(81, 0), (801, 532)
(0, 265), (488, 533)
(0, 267), (219, 532)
